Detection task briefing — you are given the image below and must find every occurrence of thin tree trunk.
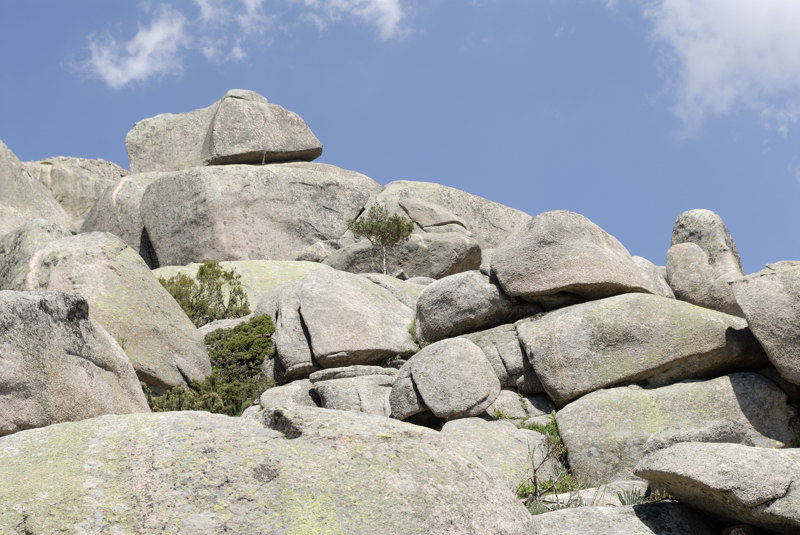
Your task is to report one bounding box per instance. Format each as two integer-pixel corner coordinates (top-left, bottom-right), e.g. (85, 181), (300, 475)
(381, 246), (387, 275)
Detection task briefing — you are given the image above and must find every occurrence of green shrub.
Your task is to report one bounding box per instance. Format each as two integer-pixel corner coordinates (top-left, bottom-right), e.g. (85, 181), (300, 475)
(144, 314), (275, 416)
(348, 202), (415, 274)
(159, 261), (250, 327)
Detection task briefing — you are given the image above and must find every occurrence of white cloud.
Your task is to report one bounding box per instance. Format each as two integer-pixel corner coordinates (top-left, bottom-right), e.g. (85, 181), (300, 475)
(195, 0), (229, 23)
(300, 0), (407, 40)
(86, 5), (189, 89)
(644, 0), (800, 132)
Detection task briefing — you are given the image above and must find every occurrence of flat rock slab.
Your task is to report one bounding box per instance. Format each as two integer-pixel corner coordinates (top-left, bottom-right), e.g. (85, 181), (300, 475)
(0, 409), (536, 534)
(529, 503), (715, 534)
(0, 291), (148, 436)
(555, 373), (796, 483)
(730, 266), (800, 385)
(140, 162), (381, 265)
(636, 443), (800, 535)
(517, 293), (766, 406)
(492, 210), (652, 301)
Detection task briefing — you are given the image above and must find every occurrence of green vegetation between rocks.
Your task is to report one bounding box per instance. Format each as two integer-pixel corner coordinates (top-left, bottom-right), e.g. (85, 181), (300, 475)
(348, 202), (415, 275)
(144, 314), (275, 416)
(159, 260), (250, 327)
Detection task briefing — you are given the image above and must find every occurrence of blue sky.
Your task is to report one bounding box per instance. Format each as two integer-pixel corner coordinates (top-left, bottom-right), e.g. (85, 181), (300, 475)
(2, 0), (800, 273)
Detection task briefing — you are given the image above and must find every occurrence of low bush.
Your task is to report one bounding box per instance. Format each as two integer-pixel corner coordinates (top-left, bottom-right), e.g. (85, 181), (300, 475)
(144, 314), (275, 416)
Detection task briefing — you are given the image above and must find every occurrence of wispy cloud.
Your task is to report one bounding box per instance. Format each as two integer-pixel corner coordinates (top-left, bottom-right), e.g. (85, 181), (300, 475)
(642, 0), (800, 133)
(86, 5), (189, 89)
(83, 0), (409, 89)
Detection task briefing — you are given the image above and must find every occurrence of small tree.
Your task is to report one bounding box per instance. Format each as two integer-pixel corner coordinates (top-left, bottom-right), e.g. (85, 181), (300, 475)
(348, 203), (415, 275)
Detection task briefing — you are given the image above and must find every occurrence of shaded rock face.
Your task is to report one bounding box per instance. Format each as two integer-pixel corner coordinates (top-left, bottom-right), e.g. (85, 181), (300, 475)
(636, 443), (800, 535)
(492, 210), (651, 301)
(517, 293), (767, 406)
(0, 409), (536, 535)
(23, 156), (127, 231)
(17, 231), (211, 392)
(0, 291), (148, 436)
(126, 89), (322, 173)
(263, 270), (417, 381)
(0, 139), (71, 237)
(555, 373), (796, 483)
(730, 266), (800, 385)
(140, 162), (381, 266)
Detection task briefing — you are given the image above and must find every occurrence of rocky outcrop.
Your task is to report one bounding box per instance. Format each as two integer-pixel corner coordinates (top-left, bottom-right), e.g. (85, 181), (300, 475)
(556, 373), (796, 483)
(0, 291), (148, 436)
(23, 156), (127, 231)
(0, 409), (536, 534)
(528, 503), (715, 534)
(17, 231), (211, 392)
(517, 293), (767, 406)
(140, 162), (381, 265)
(492, 210), (652, 301)
(636, 443), (800, 535)
(126, 89), (322, 173)
(0, 140), (70, 237)
(730, 265), (800, 385)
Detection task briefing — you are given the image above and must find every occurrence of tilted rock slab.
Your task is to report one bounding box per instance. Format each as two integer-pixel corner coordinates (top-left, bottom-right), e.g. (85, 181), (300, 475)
(140, 162), (381, 265)
(492, 210), (652, 301)
(0, 139), (70, 237)
(19, 232), (211, 391)
(730, 265), (800, 385)
(126, 89), (322, 173)
(462, 323), (544, 394)
(0, 409), (536, 534)
(268, 270), (417, 380)
(23, 156), (127, 231)
(0, 291), (148, 436)
(556, 373), (796, 483)
(516, 293), (767, 406)
(636, 443), (800, 535)
(415, 270), (540, 344)
(528, 503), (715, 535)
(390, 338), (500, 421)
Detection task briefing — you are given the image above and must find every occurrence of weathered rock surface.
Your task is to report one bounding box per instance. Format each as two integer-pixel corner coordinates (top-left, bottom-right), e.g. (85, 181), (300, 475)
(528, 503), (715, 534)
(259, 379), (318, 409)
(641, 418), (755, 455)
(0, 291), (148, 436)
(265, 270), (417, 380)
(126, 89), (322, 173)
(23, 156), (127, 231)
(0, 140), (70, 237)
(311, 372), (395, 416)
(556, 373), (796, 483)
(80, 171), (161, 267)
(666, 242), (743, 316)
(359, 273), (426, 309)
(18, 232), (211, 391)
(392, 338), (501, 421)
(416, 270), (540, 344)
(461, 324), (544, 394)
(632, 256), (675, 298)
(492, 210), (651, 301)
(140, 162), (381, 265)
(0, 409), (536, 534)
(323, 231), (482, 279)
(517, 293), (767, 406)
(671, 209), (743, 277)
(153, 260), (332, 310)
(636, 443), (800, 535)
(0, 219), (71, 289)
(484, 390), (554, 422)
(730, 266), (800, 385)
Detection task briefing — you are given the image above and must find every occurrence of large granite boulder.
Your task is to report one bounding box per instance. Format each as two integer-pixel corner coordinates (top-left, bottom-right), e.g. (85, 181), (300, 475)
(492, 210), (652, 301)
(263, 270), (417, 380)
(556, 373), (796, 483)
(323, 231), (482, 279)
(516, 293), (767, 406)
(528, 503), (715, 534)
(309, 366), (397, 416)
(671, 209), (743, 276)
(80, 171), (161, 267)
(636, 443), (800, 535)
(632, 256), (674, 298)
(23, 156), (127, 231)
(259, 379), (318, 409)
(0, 409), (536, 534)
(729, 265), (800, 385)
(359, 273), (427, 309)
(140, 162), (381, 265)
(415, 270), (540, 344)
(18, 232), (211, 392)
(0, 219), (71, 290)
(0, 139), (70, 237)
(462, 324), (544, 394)
(126, 89), (322, 173)
(390, 338), (501, 421)
(0, 291), (148, 436)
